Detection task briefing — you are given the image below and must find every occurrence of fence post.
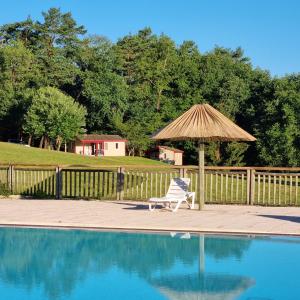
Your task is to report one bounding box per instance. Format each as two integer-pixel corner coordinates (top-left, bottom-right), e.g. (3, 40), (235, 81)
(56, 166), (62, 199)
(250, 169), (255, 205)
(247, 168), (256, 205)
(179, 168), (183, 177)
(117, 167), (125, 201)
(8, 164), (14, 194)
(180, 168), (187, 178)
(246, 169), (250, 204)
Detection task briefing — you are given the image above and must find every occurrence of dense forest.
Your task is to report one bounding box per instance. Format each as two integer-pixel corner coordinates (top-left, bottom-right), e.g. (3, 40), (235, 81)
(0, 8), (299, 166)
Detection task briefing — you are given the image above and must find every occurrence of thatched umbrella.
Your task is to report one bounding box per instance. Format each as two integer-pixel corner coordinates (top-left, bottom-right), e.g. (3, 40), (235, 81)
(152, 104), (256, 210)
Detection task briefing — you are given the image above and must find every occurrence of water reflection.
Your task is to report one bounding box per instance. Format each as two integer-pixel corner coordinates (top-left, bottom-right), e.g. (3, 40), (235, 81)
(0, 227), (253, 299)
(151, 274), (254, 300)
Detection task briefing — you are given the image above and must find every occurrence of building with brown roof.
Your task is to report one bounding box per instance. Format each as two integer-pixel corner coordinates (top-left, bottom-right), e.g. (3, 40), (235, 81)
(70, 134), (127, 156)
(147, 146), (183, 165)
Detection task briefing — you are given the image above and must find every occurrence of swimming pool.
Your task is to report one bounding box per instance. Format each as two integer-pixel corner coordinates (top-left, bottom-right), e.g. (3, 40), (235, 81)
(0, 227), (299, 300)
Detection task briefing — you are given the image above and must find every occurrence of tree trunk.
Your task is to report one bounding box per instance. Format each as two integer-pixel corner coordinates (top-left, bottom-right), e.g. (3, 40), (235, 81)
(156, 57), (168, 111)
(43, 136), (49, 149)
(28, 135), (32, 146)
(156, 89), (162, 112)
(128, 147), (135, 156)
(215, 142), (221, 162)
(56, 137), (62, 151)
(76, 87), (83, 101)
(64, 142), (67, 152)
(39, 136), (44, 148)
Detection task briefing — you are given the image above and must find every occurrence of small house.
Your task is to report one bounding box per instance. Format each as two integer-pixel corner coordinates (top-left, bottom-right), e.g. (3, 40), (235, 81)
(148, 146), (183, 165)
(70, 134), (127, 156)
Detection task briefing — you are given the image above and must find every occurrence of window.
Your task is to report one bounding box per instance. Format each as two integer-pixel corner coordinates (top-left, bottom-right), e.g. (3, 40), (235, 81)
(116, 143), (119, 149)
(104, 143), (108, 150)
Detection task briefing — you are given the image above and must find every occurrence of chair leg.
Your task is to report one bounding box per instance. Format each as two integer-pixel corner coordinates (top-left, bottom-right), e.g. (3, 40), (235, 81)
(186, 199), (191, 209)
(187, 193), (195, 209)
(185, 193), (195, 209)
(163, 202), (169, 208)
(149, 202), (156, 211)
(172, 200), (183, 212)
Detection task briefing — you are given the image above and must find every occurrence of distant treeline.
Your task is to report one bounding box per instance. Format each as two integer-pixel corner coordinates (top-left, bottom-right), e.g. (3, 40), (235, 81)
(0, 8), (299, 166)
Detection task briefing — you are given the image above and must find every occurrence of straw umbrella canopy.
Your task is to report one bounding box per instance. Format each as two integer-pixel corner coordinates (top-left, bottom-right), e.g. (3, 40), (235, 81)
(151, 104), (256, 210)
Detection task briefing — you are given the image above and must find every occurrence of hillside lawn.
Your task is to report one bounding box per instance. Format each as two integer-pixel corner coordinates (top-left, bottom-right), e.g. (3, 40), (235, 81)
(0, 143), (298, 205)
(0, 142), (165, 167)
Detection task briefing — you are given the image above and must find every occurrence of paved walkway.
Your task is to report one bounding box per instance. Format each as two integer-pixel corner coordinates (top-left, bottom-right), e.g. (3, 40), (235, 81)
(0, 199), (300, 235)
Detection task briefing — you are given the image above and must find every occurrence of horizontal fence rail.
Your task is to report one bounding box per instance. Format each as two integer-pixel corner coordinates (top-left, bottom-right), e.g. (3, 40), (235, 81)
(0, 164), (299, 206)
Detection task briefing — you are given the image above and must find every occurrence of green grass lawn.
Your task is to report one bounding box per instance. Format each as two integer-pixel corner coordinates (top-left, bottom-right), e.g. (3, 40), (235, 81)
(0, 142), (165, 166)
(1, 142), (298, 206)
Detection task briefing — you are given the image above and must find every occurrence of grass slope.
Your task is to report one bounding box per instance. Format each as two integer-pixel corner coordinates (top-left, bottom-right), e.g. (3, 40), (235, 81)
(0, 142), (164, 166)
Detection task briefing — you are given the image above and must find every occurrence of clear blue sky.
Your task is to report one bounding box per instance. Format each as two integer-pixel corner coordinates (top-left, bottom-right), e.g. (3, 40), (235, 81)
(1, 0), (299, 76)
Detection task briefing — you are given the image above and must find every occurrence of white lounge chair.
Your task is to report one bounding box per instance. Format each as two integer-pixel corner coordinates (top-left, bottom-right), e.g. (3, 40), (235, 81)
(148, 178), (195, 212)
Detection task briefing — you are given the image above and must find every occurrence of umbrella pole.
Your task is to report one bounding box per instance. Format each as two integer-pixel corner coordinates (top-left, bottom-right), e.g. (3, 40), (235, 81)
(198, 141), (205, 210)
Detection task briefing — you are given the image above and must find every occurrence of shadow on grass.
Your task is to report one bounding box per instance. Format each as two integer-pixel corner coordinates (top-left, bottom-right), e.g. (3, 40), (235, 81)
(259, 214), (300, 224)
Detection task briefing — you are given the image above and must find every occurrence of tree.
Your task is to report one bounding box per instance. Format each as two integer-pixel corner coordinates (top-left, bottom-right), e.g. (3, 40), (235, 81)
(171, 41), (202, 112)
(34, 8), (86, 87)
(116, 28), (178, 117)
(74, 36), (128, 133)
(196, 47), (253, 165)
(23, 87), (86, 149)
(0, 41), (40, 140)
(254, 75), (300, 166)
(237, 68), (274, 165)
(113, 112), (153, 156)
(0, 17), (37, 47)
(113, 28), (180, 155)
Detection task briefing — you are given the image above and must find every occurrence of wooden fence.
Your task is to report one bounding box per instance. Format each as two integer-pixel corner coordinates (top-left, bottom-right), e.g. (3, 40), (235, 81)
(0, 164), (299, 206)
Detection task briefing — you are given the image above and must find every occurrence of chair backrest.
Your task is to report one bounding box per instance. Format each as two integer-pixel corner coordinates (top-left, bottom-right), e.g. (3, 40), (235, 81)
(166, 178), (190, 198)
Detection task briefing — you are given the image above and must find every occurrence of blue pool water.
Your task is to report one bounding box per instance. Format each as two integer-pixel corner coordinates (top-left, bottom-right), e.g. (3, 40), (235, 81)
(0, 227), (299, 300)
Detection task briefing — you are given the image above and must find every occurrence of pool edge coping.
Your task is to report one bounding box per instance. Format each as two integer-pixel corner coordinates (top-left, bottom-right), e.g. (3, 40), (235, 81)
(1, 222), (300, 237)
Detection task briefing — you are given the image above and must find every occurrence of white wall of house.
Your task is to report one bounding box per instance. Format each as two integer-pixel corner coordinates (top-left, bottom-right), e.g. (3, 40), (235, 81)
(104, 141), (125, 156)
(73, 140), (126, 156)
(159, 148), (174, 162)
(174, 152), (183, 166)
(158, 148), (183, 165)
(74, 144), (92, 155)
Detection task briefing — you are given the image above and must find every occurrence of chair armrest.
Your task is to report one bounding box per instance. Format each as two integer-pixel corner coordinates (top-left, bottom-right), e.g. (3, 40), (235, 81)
(186, 192), (194, 197)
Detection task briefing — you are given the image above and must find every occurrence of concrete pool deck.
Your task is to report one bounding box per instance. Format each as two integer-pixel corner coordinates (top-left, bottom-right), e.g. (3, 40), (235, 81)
(0, 199), (300, 235)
